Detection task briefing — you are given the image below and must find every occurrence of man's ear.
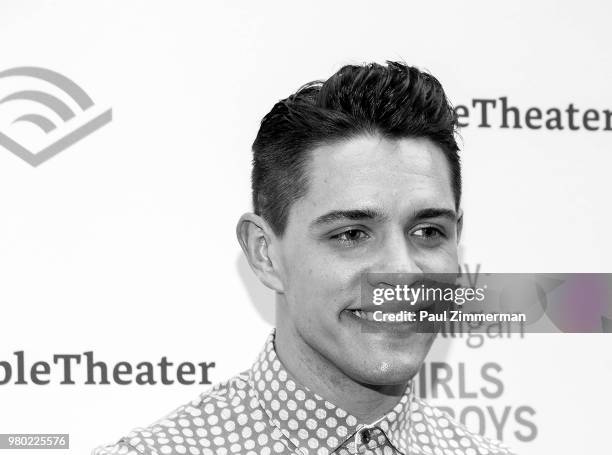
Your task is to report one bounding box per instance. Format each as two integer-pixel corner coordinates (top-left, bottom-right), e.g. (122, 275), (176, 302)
(236, 213), (285, 293)
(456, 208), (464, 243)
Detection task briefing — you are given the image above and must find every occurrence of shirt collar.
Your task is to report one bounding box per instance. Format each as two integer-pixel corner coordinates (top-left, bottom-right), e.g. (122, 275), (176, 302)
(247, 330), (413, 454)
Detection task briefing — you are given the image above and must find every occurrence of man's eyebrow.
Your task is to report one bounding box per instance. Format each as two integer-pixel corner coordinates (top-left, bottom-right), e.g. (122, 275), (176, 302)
(310, 207), (458, 228)
(412, 208), (458, 221)
(310, 208), (389, 227)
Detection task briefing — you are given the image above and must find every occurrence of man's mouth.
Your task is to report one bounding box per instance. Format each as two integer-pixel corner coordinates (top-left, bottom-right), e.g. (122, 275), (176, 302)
(348, 309), (378, 321)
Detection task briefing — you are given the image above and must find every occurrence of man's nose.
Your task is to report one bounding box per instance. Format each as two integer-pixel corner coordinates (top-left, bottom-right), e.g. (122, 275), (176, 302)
(366, 231), (421, 288)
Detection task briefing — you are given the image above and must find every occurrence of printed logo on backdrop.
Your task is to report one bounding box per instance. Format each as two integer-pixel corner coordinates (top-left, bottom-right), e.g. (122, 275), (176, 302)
(415, 264), (538, 447)
(454, 97), (612, 131)
(0, 67), (112, 166)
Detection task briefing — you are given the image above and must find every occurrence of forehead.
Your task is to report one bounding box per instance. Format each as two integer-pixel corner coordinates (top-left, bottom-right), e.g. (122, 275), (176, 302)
(299, 135), (454, 214)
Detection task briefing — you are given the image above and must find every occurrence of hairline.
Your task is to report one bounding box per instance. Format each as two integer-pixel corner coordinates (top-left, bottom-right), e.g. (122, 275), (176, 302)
(272, 131), (460, 238)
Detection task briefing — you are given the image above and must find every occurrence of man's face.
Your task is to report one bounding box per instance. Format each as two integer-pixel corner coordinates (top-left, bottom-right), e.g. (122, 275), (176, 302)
(274, 134), (461, 385)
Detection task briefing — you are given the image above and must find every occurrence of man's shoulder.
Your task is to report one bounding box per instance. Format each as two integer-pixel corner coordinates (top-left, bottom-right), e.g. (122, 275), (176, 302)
(91, 370), (254, 455)
(411, 396), (516, 455)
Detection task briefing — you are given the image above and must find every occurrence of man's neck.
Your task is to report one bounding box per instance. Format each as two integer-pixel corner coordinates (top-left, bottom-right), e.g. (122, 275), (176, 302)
(274, 316), (408, 423)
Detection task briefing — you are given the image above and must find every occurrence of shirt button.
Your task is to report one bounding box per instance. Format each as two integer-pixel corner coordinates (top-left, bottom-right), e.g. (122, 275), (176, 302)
(361, 428), (372, 444)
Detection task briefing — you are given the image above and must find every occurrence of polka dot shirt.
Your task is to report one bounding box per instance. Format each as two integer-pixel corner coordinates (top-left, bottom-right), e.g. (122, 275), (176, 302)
(93, 331), (515, 455)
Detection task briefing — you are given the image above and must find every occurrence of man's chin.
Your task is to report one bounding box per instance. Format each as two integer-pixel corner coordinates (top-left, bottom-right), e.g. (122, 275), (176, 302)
(339, 356), (424, 387)
(333, 332), (436, 386)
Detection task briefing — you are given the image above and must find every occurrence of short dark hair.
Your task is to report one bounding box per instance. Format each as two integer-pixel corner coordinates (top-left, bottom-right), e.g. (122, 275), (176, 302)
(251, 61), (461, 236)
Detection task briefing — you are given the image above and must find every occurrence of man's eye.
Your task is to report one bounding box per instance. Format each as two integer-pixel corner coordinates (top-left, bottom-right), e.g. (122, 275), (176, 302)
(412, 226), (445, 240)
(331, 229), (369, 247)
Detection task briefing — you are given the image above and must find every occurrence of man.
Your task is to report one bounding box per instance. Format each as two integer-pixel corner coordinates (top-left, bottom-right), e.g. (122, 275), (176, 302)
(93, 62), (514, 455)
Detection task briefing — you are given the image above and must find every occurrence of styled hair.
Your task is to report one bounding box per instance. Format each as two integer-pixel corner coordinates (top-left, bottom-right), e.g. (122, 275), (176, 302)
(251, 61), (461, 236)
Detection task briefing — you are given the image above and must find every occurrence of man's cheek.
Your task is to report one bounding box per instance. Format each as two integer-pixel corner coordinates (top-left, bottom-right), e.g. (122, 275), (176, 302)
(422, 249), (458, 272)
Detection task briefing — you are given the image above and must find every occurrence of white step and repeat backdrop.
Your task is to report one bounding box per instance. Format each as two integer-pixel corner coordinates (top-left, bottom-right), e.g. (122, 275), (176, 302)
(0, 1), (610, 454)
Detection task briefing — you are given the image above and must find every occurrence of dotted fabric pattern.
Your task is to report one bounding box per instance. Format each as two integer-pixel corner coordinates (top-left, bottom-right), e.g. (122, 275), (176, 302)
(92, 331), (515, 455)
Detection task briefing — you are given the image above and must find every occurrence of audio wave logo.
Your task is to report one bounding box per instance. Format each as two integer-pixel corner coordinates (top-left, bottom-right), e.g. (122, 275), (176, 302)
(0, 67), (112, 166)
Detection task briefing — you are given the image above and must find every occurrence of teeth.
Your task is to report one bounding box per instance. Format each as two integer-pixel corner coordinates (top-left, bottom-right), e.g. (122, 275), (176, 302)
(351, 310), (377, 321)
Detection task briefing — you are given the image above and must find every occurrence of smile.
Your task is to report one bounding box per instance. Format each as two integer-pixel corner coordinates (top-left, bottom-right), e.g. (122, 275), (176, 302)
(347, 309), (419, 323)
(348, 309), (427, 328)
(349, 309), (379, 321)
